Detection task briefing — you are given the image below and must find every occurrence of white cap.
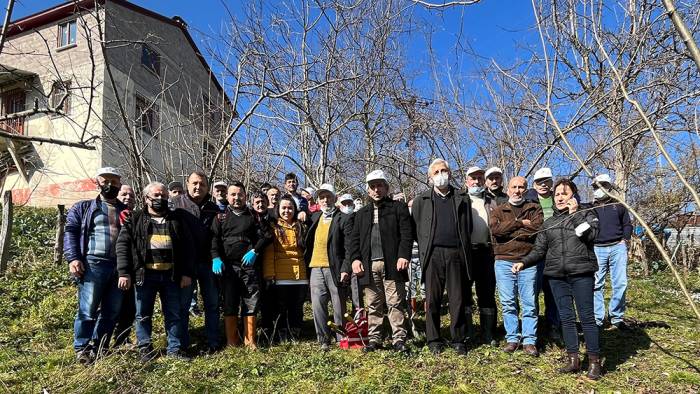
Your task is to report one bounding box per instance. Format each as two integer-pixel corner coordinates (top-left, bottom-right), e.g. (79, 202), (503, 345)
(316, 183), (335, 196)
(366, 169), (388, 184)
(338, 193), (353, 203)
(593, 174), (612, 185)
(96, 167), (120, 178)
(212, 181), (227, 188)
(466, 166), (484, 176)
(484, 166), (503, 178)
(533, 167), (553, 181)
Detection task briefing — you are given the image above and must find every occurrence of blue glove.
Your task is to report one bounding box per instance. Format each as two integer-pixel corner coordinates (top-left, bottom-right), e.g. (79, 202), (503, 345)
(242, 250), (258, 267)
(212, 257), (224, 275)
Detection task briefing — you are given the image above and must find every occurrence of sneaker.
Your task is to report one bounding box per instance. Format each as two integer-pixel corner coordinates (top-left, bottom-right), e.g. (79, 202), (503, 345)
(168, 350), (191, 362)
(451, 343), (467, 356)
(76, 348), (95, 365)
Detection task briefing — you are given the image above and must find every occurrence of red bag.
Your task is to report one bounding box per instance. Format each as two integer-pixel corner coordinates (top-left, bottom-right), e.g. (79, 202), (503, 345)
(339, 308), (368, 349)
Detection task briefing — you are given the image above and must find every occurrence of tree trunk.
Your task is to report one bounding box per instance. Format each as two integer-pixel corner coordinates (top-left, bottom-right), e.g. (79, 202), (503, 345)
(0, 191), (13, 274)
(53, 204), (66, 264)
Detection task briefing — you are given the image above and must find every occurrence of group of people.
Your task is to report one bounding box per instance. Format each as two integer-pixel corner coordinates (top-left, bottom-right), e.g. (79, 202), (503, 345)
(65, 160), (632, 381)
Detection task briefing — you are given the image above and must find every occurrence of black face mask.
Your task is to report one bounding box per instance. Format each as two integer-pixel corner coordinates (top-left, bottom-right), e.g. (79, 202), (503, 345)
(150, 198), (169, 213)
(100, 184), (120, 200)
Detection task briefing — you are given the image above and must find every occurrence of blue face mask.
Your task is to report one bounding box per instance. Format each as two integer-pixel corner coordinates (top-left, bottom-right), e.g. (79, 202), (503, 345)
(468, 186), (484, 195)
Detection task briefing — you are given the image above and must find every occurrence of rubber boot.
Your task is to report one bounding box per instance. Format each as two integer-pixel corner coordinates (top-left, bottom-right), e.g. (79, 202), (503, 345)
(587, 354), (602, 380)
(480, 308), (497, 346)
(464, 308), (475, 343)
(244, 316), (258, 350)
(224, 316), (241, 347)
(559, 352), (581, 373)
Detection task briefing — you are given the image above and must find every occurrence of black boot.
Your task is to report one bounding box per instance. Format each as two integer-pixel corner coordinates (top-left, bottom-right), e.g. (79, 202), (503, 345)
(465, 309), (475, 343)
(480, 308), (497, 346)
(587, 354), (602, 380)
(558, 352), (580, 373)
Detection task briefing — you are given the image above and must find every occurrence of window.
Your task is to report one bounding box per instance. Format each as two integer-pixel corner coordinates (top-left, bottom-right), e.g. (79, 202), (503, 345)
(141, 44), (161, 76)
(50, 81), (71, 114)
(135, 94), (158, 135)
(57, 20), (77, 48)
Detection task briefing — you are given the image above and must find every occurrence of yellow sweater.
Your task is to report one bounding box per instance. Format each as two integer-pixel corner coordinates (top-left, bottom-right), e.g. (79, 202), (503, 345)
(262, 219), (307, 282)
(309, 216), (332, 268)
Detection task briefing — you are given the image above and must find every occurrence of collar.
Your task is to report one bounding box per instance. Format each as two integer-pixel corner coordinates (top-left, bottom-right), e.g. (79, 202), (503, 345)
(433, 186), (452, 198)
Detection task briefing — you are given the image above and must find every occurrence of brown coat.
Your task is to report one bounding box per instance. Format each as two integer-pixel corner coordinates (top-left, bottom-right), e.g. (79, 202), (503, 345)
(489, 202), (543, 262)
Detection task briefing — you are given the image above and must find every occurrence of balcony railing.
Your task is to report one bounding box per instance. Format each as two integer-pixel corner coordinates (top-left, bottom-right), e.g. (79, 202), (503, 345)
(0, 116), (25, 135)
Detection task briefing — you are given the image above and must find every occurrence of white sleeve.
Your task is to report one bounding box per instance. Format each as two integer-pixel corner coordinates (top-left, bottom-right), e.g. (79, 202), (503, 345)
(574, 222), (591, 237)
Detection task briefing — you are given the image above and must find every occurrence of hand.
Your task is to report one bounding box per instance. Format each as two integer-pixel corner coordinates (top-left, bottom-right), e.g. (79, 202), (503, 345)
(511, 263), (525, 274)
(180, 275), (192, 288)
(620, 239), (626, 246)
(566, 198), (578, 213)
(69, 260), (85, 278)
(340, 272), (350, 284)
(352, 260), (365, 277)
(118, 276), (131, 290)
(521, 219), (532, 227)
(212, 257), (224, 275)
(297, 211), (307, 222)
(396, 258), (409, 271)
(242, 250), (258, 267)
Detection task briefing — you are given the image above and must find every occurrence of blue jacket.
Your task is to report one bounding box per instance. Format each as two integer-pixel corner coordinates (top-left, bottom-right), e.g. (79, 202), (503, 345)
(63, 195), (127, 264)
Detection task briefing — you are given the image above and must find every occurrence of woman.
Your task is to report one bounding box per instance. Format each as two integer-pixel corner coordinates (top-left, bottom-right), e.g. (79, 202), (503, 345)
(513, 179), (601, 380)
(262, 195), (308, 342)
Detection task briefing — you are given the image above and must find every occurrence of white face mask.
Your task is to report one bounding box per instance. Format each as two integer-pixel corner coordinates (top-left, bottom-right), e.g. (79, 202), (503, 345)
(432, 173), (449, 189)
(593, 188), (606, 200)
(468, 186), (484, 195)
(340, 206), (354, 215)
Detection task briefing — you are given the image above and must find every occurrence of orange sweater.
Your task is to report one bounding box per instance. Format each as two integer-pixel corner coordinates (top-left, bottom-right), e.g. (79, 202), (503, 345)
(262, 220), (307, 282)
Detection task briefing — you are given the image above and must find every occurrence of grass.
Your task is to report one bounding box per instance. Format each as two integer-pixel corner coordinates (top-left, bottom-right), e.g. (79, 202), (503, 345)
(0, 208), (699, 392)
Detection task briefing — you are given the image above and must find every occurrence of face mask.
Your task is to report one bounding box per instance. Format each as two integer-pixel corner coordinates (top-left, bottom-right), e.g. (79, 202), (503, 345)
(468, 186), (484, 195)
(432, 173), (449, 188)
(100, 184), (120, 200)
(340, 206), (354, 215)
(593, 188), (606, 200)
(509, 196), (524, 206)
(150, 197), (169, 213)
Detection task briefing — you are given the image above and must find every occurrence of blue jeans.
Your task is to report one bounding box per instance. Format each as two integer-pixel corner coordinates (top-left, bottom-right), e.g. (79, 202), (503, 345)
(180, 263), (220, 349)
(536, 261), (560, 327)
(495, 260), (538, 345)
(73, 260), (123, 352)
(135, 270), (184, 354)
(593, 242), (628, 325)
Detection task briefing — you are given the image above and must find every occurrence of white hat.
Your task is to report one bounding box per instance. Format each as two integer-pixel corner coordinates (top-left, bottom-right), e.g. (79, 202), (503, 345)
(366, 169), (388, 184)
(338, 193), (353, 203)
(212, 181), (227, 188)
(484, 166), (503, 178)
(466, 166), (484, 176)
(533, 167), (553, 181)
(303, 187), (316, 195)
(593, 174), (612, 185)
(316, 183), (335, 196)
(96, 167), (120, 178)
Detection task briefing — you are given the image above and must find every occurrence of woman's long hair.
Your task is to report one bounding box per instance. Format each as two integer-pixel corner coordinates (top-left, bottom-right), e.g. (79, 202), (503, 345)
(271, 195), (305, 249)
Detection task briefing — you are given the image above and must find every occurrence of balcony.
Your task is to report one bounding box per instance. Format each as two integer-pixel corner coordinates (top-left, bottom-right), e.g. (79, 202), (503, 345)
(0, 116), (25, 135)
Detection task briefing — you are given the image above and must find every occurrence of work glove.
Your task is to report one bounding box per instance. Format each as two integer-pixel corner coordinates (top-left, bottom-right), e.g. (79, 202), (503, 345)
(212, 257), (224, 275)
(242, 250), (258, 267)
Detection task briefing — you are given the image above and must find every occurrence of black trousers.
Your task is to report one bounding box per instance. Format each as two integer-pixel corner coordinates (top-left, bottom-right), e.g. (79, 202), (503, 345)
(114, 285), (136, 346)
(425, 246), (468, 344)
(549, 274), (600, 355)
(270, 284), (307, 334)
(222, 263), (260, 317)
(465, 245), (497, 309)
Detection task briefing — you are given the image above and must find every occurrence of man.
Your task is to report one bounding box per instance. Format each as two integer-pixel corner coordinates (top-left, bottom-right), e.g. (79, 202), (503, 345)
(117, 182), (194, 361)
(266, 186), (280, 209)
(114, 184), (136, 346)
(212, 181), (228, 213)
(336, 193), (362, 310)
(412, 159), (473, 355)
(525, 167), (560, 340)
(168, 181), (184, 198)
(592, 174), (632, 329)
(406, 199), (422, 319)
(283, 172), (309, 221)
(171, 171), (221, 352)
(464, 166), (498, 345)
(117, 185), (136, 210)
(64, 167), (128, 364)
(304, 184), (354, 350)
(484, 167), (508, 211)
(260, 182), (272, 194)
(348, 170), (412, 354)
(302, 187), (320, 213)
(338, 193), (355, 215)
(490, 177), (543, 356)
(211, 182), (269, 349)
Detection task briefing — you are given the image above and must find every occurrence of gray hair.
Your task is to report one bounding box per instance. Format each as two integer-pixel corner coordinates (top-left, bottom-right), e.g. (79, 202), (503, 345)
(142, 181), (167, 197)
(428, 158), (450, 174)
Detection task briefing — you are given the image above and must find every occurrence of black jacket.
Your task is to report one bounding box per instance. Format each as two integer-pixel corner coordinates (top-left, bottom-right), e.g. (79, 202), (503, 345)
(522, 206), (599, 277)
(348, 198), (413, 285)
(411, 186), (473, 281)
(303, 210), (354, 286)
(176, 196), (219, 267)
(211, 207), (270, 264)
(116, 209), (195, 284)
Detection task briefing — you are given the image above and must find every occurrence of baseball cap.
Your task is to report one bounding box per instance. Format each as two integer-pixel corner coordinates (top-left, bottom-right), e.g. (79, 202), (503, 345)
(338, 193), (353, 203)
(533, 167), (553, 181)
(466, 166), (484, 176)
(212, 181), (228, 188)
(484, 167), (503, 178)
(168, 181), (183, 190)
(366, 169), (388, 184)
(593, 174), (612, 185)
(96, 167), (120, 178)
(316, 183), (335, 196)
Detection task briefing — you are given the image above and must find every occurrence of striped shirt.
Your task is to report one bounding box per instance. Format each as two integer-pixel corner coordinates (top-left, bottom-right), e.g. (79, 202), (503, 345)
(86, 201), (121, 262)
(145, 218), (173, 270)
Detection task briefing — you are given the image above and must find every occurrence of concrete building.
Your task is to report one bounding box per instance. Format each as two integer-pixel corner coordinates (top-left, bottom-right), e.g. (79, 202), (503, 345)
(0, 0), (229, 206)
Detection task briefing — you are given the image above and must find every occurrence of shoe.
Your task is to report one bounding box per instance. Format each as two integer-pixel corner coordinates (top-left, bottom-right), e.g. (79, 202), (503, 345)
(452, 343), (467, 356)
(363, 342), (380, 353)
(612, 321), (628, 331)
(139, 346), (157, 363)
(586, 354), (602, 380)
(428, 342), (444, 355)
(168, 350), (191, 362)
(393, 341), (410, 355)
(502, 342), (518, 353)
(558, 352), (580, 373)
(523, 344), (539, 357)
(320, 342), (330, 352)
(480, 308), (497, 346)
(76, 347), (95, 365)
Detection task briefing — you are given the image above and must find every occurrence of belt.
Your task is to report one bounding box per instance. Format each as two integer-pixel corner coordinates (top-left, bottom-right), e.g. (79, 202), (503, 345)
(145, 262), (174, 270)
